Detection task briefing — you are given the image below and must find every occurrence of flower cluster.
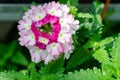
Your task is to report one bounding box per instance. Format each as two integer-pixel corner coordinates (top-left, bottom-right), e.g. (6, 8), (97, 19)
(18, 1), (79, 63)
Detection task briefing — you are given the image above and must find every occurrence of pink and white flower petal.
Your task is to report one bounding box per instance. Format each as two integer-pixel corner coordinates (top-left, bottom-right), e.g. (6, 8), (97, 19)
(63, 43), (74, 53)
(64, 43), (74, 59)
(58, 32), (72, 43)
(44, 1), (62, 17)
(19, 30), (35, 46)
(44, 53), (54, 64)
(32, 11), (46, 22)
(60, 14), (74, 26)
(28, 46), (44, 63)
(18, 37), (25, 46)
(60, 24), (71, 33)
(46, 43), (63, 56)
(18, 18), (32, 33)
(70, 20), (79, 34)
(61, 5), (70, 13)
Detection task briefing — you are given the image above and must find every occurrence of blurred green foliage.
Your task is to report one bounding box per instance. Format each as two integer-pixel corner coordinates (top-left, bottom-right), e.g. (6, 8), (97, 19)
(0, 41), (29, 71)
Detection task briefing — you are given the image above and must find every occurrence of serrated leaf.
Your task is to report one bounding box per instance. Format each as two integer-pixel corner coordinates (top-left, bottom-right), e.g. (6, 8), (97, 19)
(0, 71), (29, 80)
(41, 74), (59, 80)
(69, 6), (78, 16)
(27, 62), (37, 80)
(100, 34), (120, 79)
(40, 55), (64, 78)
(93, 47), (110, 64)
(66, 46), (92, 69)
(93, 0), (104, 14)
(64, 67), (106, 80)
(99, 37), (114, 47)
(111, 34), (120, 68)
(77, 13), (93, 19)
(111, 34), (120, 61)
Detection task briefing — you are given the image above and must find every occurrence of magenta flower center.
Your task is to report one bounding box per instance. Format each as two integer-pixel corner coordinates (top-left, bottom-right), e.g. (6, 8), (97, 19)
(31, 14), (61, 50)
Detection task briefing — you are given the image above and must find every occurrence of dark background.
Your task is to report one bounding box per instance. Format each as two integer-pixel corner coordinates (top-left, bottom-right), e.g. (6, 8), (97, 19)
(0, 0), (120, 3)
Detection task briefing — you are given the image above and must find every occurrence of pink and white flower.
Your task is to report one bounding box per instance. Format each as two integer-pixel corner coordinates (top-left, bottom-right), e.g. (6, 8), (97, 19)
(18, 1), (79, 64)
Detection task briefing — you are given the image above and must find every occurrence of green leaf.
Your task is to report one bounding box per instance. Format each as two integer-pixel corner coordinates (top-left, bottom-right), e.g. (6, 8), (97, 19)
(59, 0), (78, 7)
(11, 51), (29, 66)
(64, 67), (105, 80)
(83, 31), (101, 49)
(0, 43), (7, 54)
(0, 44), (8, 66)
(40, 55), (64, 78)
(4, 41), (17, 61)
(99, 37), (114, 47)
(94, 14), (103, 28)
(69, 6), (78, 16)
(31, 1), (37, 5)
(68, 0), (78, 7)
(111, 34), (120, 64)
(58, 0), (67, 4)
(27, 62), (37, 80)
(66, 46), (92, 69)
(109, 34), (120, 78)
(23, 6), (29, 12)
(93, 47), (110, 64)
(0, 71), (30, 80)
(72, 34), (79, 46)
(41, 74), (60, 80)
(0, 41), (17, 66)
(93, 0), (104, 14)
(77, 13), (93, 19)
(23, 2), (37, 12)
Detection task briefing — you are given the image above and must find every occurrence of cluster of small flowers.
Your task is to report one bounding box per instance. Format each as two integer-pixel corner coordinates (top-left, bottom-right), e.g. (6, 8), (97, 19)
(18, 1), (79, 64)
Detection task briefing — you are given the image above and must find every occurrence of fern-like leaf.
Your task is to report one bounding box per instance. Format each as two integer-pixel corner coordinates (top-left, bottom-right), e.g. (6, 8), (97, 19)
(39, 55), (64, 79)
(0, 71), (29, 80)
(99, 37), (114, 47)
(93, 0), (104, 14)
(41, 74), (60, 80)
(93, 47), (110, 64)
(27, 62), (37, 80)
(108, 34), (120, 79)
(63, 67), (106, 80)
(111, 34), (120, 65)
(66, 46), (92, 69)
(77, 13), (93, 19)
